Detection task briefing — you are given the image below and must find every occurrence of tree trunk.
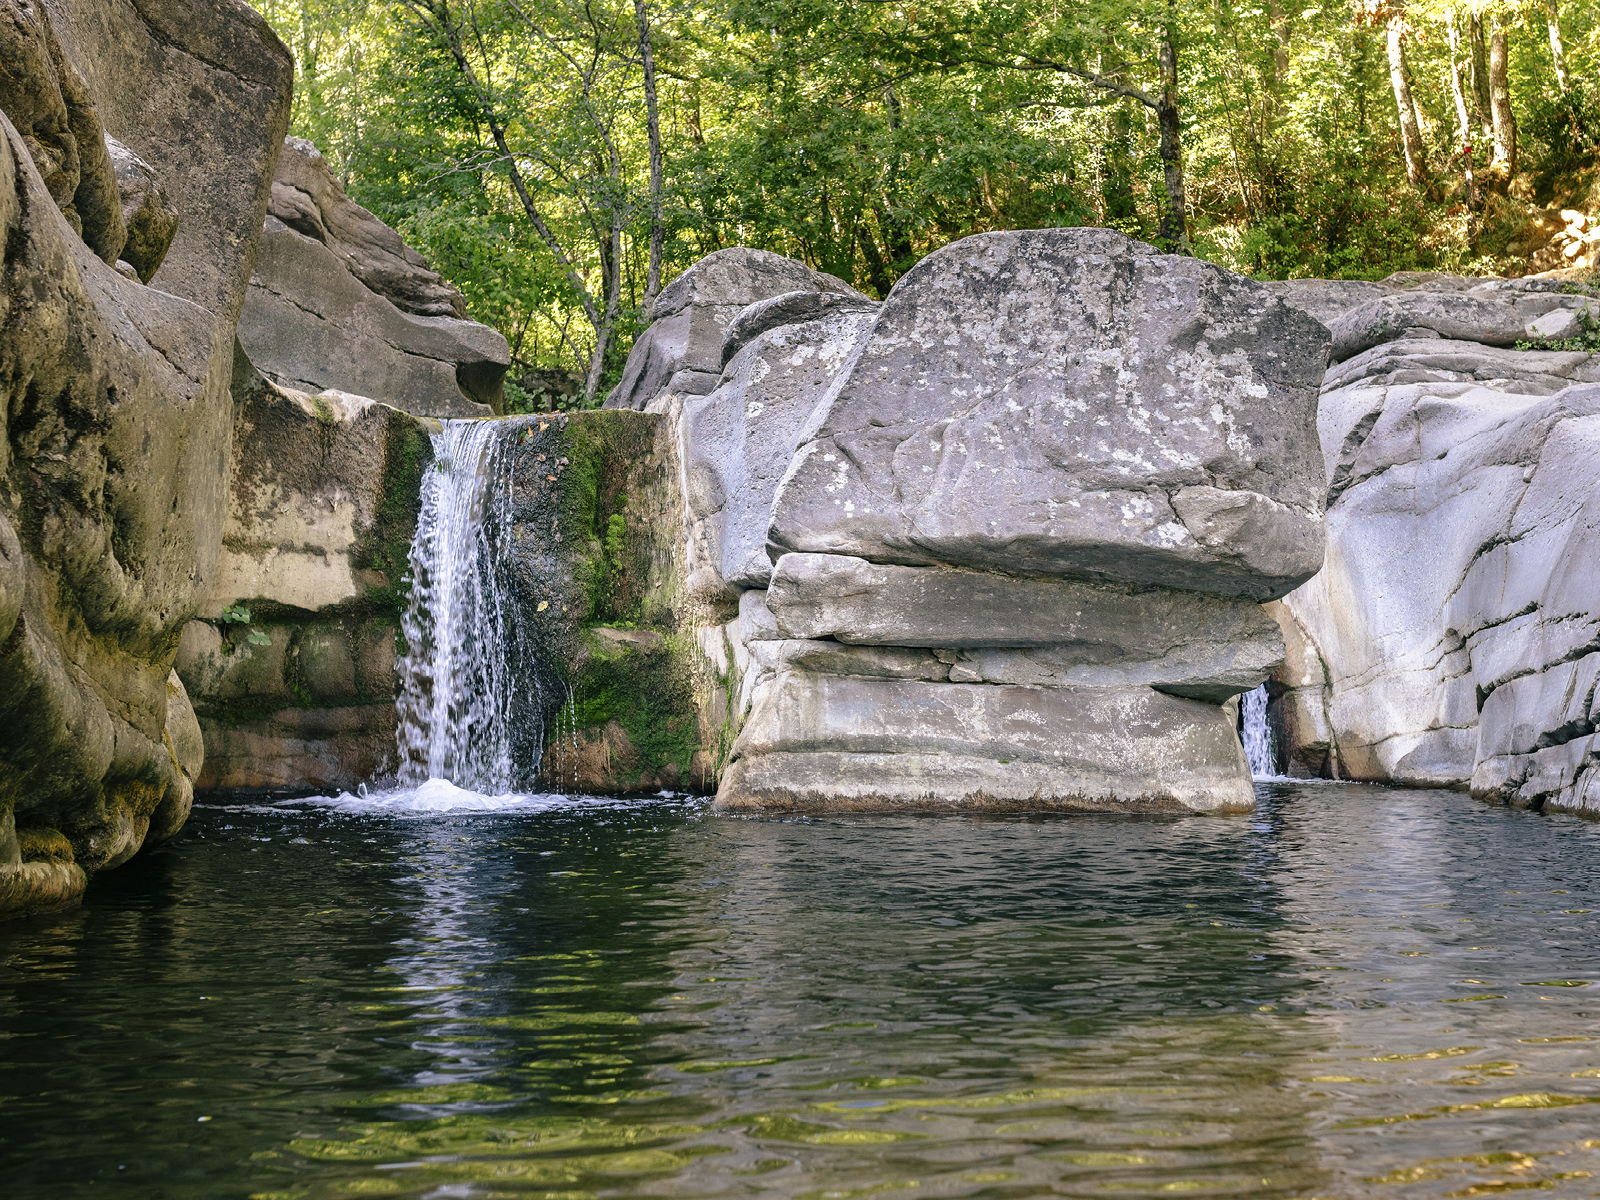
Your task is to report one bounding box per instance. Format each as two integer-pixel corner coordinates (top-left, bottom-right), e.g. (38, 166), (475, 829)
(634, 0), (664, 313)
(1488, 13), (1517, 179)
(1386, 8), (1427, 188)
(1156, 0), (1186, 250)
(1469, 14), (1491, 142)
(1543, 0), (1571, 94)
(1446, 12), (1476, 234)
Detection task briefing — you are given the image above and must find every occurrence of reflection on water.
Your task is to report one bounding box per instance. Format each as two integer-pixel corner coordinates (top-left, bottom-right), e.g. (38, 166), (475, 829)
(1, 783), (1598, 1199)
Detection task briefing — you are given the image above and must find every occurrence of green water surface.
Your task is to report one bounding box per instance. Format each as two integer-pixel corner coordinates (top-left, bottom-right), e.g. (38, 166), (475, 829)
(2, 782), (1598, 1199)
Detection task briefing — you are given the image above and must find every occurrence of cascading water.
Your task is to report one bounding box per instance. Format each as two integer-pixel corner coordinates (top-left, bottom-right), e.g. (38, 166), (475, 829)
(1240, 683), (1277, 779)
(395, 420), (520, 793)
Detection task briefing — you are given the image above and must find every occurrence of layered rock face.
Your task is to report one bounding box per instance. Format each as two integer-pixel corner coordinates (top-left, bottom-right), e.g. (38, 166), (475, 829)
(1265, 274), (1600, 813)
(174, 361), (434, 795)
(238, 138), (510, 418)
(0, 0), (292, 915)
(619, 229), (1331, 813)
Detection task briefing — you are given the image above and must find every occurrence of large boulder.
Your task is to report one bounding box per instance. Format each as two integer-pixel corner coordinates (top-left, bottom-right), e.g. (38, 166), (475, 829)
(0, 0), (293, 918)
(605, 247), (869, 411)
(694, 230), (1331, 815)
(767, 228), (1330, 601)
(718, 674), (1254, 814)
(1267, 273), (1600, 813)
(238, 138), (510, 419)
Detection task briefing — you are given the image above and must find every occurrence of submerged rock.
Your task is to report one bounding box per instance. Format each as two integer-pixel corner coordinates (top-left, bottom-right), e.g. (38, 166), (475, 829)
(0, 0), (293, 918)
(238, 138), (510, 418)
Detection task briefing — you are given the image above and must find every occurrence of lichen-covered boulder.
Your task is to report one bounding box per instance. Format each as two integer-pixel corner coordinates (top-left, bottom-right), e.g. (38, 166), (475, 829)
(0, 0), (292, 918)
(238, 138), (510, 418)
(767, 228), (1330, 601)
(605, 247), (869, 411)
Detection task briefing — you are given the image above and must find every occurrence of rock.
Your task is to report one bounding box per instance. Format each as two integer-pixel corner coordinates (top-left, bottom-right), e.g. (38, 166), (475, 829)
(268, 137), (466, 318)
(719, 289), (878, 368)
(176, 368), (435, 795)
(1261, 278), (1396, 327)
(1325, 289), (1591, 363)
(0, 0), (292, 919)
(1524, 307), (1587, 342)
(682, 307), (877, 593)
(239, 200), (510, 418)
(605, 247), (869, 411)
(0, 0), (125, 263)
(766, 228), (1330, 601)
(105, 135), (177, 283)
(715, 673), (1254, 813)
(765, 552), (1281, 702)
(1275, 367), (1600, 805)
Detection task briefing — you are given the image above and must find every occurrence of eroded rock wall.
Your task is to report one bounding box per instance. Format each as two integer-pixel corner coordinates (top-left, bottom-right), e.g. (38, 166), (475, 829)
(175, 363), (435, 795)
(1267, 273), (1600, 814)
(0, 0), (292, 916)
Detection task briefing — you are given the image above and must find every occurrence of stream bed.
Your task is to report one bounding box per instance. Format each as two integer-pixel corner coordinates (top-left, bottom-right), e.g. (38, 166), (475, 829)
(2, 782), (1598, 1199)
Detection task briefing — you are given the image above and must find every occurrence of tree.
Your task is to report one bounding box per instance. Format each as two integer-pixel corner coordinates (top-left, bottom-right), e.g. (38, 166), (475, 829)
(1380, 1), (1429, 187)
(1487, 7), (1517, 180)
(402, 0), (650, 401)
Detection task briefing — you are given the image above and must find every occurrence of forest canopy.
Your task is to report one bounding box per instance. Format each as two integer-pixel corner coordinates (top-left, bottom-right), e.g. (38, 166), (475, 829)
(257, 0), (1597, 405)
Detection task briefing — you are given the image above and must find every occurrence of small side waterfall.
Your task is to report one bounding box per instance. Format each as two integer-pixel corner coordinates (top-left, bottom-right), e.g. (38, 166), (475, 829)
(395, 420), (519, 793)
(1240, 683), (1277, 779)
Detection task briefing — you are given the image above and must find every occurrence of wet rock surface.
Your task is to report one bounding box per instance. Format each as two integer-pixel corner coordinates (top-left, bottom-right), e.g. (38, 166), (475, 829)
(0, 0), (292, 917)
(175, 370), (435, 795)
(238, 138), (510, 419)
(1269, 272), (1600, 814)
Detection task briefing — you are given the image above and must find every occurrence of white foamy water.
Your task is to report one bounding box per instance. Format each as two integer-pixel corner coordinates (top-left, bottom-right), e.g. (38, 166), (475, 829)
(281, 778), (577, 815)
(1241, 683), (1278, 779)
(395, 420), (521, 792)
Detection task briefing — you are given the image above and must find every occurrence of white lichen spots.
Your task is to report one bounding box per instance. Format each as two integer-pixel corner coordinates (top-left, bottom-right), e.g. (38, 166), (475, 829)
(745, 400), (764, 420)
(1153, 521), (1192, 547)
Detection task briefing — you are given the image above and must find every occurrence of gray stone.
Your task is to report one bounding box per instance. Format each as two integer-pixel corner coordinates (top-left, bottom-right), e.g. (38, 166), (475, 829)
(1261, 278), (1396, 327)
(1275, 375), (1600, 799)
(765, 552), (1281, 701)
(715, 673), (1253, 813)
(105, 135), (177, 283)
(766, 228), (1330, 601)
(1326, 290), (1590, 363)
(605, 247), (868, 411)
(720, 289), (878, 368)
(269, 137), (466, 318)
(0, 0), (293, 918)
(682, 309), (876, 591)
(239, 215), (509, 418)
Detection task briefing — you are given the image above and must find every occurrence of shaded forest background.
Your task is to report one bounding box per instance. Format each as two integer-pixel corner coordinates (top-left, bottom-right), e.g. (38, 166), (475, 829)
(258, 0), (1597, 406)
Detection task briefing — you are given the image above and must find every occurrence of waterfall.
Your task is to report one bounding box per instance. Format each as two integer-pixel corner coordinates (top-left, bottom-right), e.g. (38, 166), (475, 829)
(1240, 683), (1277, 779)
(395, 420), (519, 793)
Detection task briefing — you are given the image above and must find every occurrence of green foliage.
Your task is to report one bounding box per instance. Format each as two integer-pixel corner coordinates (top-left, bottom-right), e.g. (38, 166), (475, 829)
(1516, 307), (1600, 352)
(261, 0), (1600, 376)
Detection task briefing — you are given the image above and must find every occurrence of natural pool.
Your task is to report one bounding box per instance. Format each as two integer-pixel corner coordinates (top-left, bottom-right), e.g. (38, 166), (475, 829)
(2, 783), (1598, 1200)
